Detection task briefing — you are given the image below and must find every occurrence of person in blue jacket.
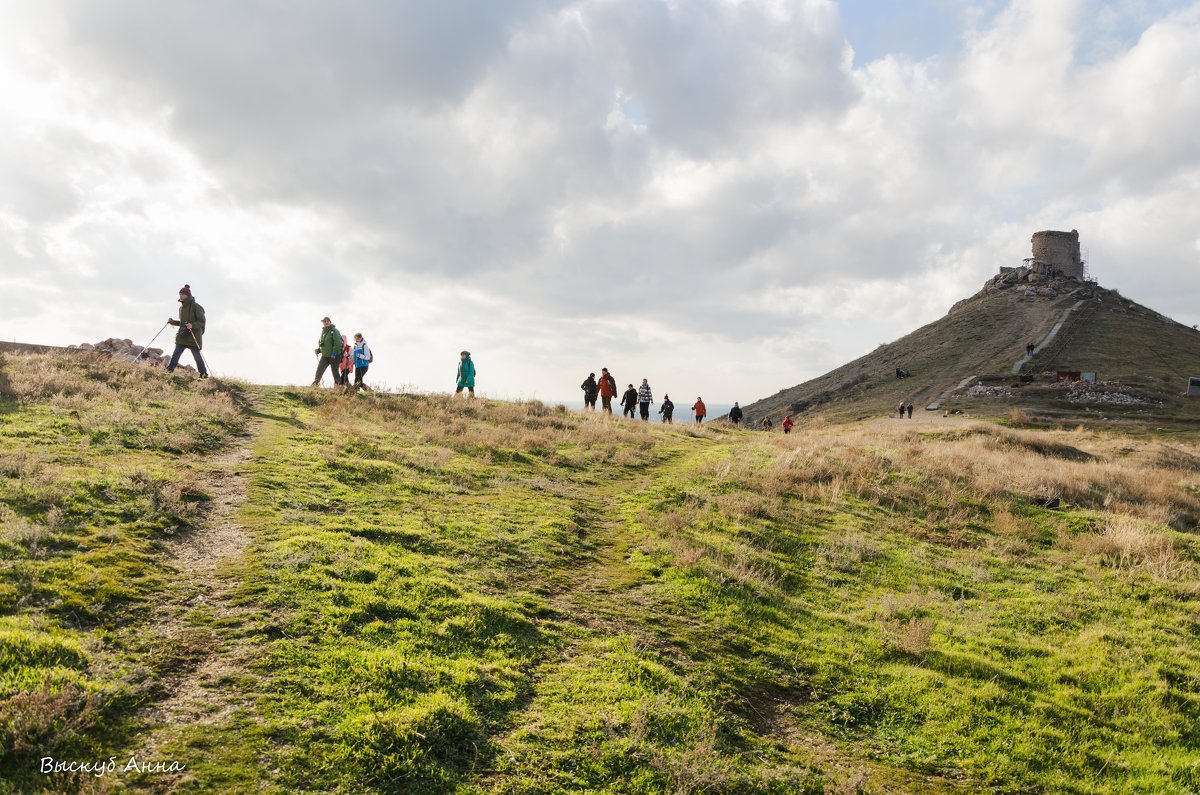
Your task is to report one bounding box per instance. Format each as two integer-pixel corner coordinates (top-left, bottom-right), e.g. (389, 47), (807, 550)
(456, 350), (476, 398)
(351, 333), (373, 392)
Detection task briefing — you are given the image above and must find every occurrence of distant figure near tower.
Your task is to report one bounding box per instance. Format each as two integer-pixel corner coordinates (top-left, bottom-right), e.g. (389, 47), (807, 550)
(1030, 230), (1083, 280)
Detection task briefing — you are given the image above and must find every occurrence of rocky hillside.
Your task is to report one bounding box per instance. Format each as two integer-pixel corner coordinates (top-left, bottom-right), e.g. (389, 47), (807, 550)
(743, 268), (1200, 427)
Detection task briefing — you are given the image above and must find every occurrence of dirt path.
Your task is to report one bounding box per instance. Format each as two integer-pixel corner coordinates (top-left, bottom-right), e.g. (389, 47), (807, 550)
(1009, 300), (1084, 374)
(119, 400), (264, 779)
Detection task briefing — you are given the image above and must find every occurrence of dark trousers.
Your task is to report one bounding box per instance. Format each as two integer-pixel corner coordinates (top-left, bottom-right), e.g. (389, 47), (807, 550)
(601, 396), (612, 413)
(354, 366), (370, 391)
(623, 405), (636, 418)
(639, 402), (650, 420)
(584, 395), (597, 410)
(313, 355), (340, 385)
(166, 344), (207, 376)
(661, 412), (673, 424)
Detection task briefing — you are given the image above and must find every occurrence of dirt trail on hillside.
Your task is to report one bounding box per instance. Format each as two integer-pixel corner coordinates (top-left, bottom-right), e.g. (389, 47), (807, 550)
(119, 398), (264, 784)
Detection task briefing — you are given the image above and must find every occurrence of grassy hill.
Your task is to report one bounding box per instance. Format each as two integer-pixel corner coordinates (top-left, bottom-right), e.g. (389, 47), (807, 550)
(2, 352), (1200, 793)
(742, 279), (1200, 428)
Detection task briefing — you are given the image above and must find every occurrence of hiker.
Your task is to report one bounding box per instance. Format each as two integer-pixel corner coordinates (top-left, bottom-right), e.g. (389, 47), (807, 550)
(898, 403), (906, 419)
(165, 284), (208, 378)
(312, 316), (342, 386)
(729, 403), (743, 426)
(581, 373), (598, 411)
(338, 335), (353, 386)
(782, 415), (794, 434)
(659, 394), (674, 424)
(907, 402), (914, 419)
(762, 416), (773, 431)
(456, 350), (476, 397)
(351, 333), (372, 392)
(637, 378), (653, 421)
(621, 384), (638, 418)
(598, 368), (618, 414)
(692, 397), (706, 425)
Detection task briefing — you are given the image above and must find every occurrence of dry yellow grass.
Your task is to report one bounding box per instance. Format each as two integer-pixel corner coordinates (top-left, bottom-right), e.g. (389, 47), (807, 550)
(1080, 514), (1193, 580)
(698, 421), (1200, 535)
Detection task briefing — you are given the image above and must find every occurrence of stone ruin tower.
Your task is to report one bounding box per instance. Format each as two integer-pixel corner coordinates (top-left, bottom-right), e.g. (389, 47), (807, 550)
(1030, 229), (1083, 280)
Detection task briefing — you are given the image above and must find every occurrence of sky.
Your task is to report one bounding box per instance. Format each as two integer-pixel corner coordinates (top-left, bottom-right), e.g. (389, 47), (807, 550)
(1, 0), (1198, 403)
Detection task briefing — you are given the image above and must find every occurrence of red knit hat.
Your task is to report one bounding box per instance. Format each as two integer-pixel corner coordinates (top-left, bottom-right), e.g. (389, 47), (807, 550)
(179, 284), (192, 297)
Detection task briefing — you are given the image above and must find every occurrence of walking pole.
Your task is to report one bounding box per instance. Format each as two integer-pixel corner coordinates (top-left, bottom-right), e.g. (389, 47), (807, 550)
(134, 322), (170, 362)
(187, 327), (210, 376)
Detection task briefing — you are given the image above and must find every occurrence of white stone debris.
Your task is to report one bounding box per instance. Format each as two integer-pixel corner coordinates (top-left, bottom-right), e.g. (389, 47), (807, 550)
(965, 384), (1017, 398)
(1048, 380), (1158, 406)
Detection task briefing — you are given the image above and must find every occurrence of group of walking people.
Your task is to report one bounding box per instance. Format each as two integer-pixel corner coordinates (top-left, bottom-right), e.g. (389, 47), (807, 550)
(579, 370), (708, 424)
(311, 317), (478, 396)
(312, 317), (375, 391)
(577, 375), (797, 432)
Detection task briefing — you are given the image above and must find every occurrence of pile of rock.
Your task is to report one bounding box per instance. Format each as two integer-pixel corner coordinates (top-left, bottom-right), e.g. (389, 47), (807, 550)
(965, 384), (1016, 398)
(67, 338), (190, 370)
(1048, 380), (1157, 406)
(976, 267), (1101, 301)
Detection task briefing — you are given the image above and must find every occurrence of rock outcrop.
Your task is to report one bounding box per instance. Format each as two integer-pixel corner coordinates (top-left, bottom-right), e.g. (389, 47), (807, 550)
(67, 338), (190, 370)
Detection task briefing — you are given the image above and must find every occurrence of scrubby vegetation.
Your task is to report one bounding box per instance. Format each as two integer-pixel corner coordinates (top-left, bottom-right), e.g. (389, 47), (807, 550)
(2, 352), (1199, 793)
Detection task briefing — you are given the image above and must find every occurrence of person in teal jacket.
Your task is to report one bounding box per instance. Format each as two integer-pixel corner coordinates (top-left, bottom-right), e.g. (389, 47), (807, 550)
(311, 317), (342, 386)
(456, 350), (476, 397)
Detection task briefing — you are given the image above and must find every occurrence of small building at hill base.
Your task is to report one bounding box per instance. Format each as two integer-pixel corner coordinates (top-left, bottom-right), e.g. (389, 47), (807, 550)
(1188, 377), (1200, 397)
(1057, 371), (1082, 382)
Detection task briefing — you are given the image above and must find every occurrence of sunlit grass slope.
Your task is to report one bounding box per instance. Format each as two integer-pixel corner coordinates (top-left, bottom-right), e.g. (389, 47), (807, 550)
(2, 352), (1200, 793)
(0, 353), (247, 793)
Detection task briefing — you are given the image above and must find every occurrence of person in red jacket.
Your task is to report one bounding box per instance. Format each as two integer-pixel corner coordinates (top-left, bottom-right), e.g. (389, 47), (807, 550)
(597, 367), (618, 414)
(692, 397), (707, 425)
(782, 415), (794, 434)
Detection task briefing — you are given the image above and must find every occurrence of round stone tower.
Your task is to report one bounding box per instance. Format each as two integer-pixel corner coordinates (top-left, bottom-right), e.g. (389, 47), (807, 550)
(1031, 229), (1083, 279)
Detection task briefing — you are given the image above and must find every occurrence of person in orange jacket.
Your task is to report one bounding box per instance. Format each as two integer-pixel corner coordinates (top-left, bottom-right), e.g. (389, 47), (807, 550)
(692, 397), (707, 425)
(782, 415), (794, 434)
(597, 367), (618, 414)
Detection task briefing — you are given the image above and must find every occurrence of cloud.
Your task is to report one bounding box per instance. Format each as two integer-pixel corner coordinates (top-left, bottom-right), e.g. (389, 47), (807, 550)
(0, 0), (1197, 400)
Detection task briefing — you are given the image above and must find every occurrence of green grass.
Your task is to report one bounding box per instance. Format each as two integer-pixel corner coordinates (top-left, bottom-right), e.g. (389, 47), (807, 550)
(0, 353), (248, 793)
(2, 353), (1199, 793)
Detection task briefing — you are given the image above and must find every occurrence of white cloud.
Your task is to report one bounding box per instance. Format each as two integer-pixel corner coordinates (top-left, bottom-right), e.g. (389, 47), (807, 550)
(0, 0), (1197, 401)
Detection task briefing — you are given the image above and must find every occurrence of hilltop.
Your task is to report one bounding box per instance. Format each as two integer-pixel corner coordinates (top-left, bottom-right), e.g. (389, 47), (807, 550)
(2, 351), (1199, 793)
(742, 269), (1200, 428)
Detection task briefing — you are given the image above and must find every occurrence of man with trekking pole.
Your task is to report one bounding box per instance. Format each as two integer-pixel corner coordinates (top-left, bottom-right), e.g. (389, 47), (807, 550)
(166, 284), (208, 378)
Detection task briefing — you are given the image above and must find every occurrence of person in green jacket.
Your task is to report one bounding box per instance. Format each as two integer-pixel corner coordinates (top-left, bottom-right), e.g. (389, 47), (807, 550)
(311, 316), (342, 386)
(166, 284), (208, 377)
(455, 350), (476, 397)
